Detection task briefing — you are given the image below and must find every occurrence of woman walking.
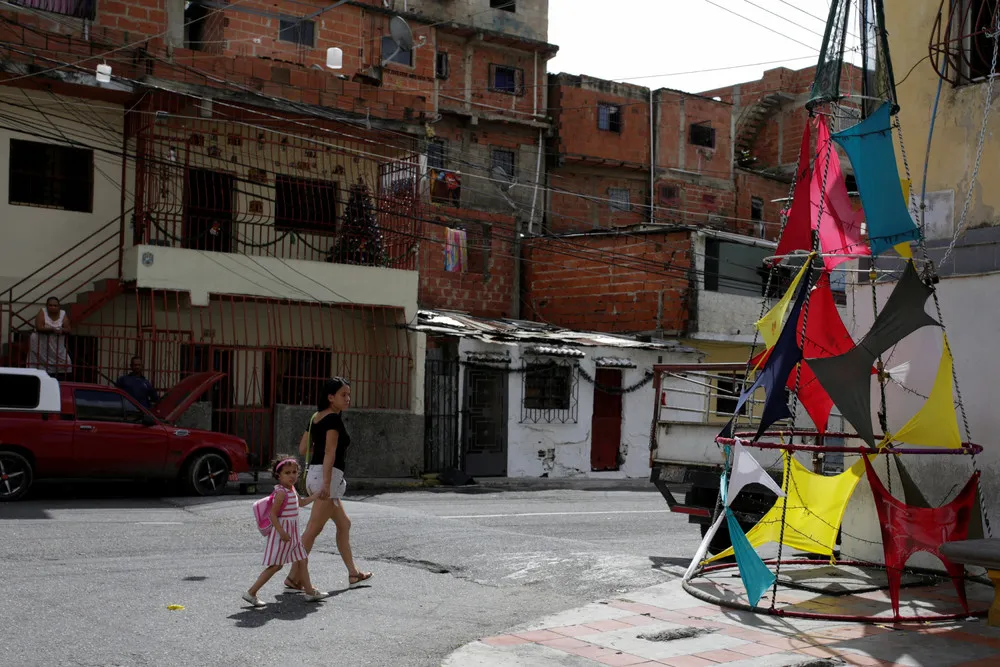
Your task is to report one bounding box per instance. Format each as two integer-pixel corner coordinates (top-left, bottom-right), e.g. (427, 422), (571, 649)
(286, 377), (373, 591)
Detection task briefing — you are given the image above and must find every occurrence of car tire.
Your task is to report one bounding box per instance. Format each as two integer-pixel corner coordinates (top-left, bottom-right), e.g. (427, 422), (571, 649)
(184, 452), (230, 497)
(0, 451), (33, 502)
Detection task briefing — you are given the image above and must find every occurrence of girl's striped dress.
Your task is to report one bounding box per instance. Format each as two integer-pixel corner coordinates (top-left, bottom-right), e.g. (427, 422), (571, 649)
(262, 485), (309, 566)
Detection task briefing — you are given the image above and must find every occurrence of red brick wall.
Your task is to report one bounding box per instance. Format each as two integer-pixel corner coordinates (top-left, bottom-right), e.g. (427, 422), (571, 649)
(547, 170), (648, 233)
(656, 91), (732, 177)
(550, 79), (651, 165)
(523, 231), (692, 334)
(734, 172), (792, 240)
(419, 207), (516, 318)
(702, 65), (864, 170)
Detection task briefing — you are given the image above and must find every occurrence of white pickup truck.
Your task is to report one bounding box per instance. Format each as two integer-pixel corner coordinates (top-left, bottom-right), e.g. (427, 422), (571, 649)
(647, 362), (842, 552)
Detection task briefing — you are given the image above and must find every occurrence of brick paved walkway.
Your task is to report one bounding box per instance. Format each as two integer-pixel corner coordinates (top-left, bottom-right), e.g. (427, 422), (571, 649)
(444, 568), (999, 666)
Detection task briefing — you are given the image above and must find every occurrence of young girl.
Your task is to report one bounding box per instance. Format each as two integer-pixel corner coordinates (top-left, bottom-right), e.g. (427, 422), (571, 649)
(243, 458), (328, 607)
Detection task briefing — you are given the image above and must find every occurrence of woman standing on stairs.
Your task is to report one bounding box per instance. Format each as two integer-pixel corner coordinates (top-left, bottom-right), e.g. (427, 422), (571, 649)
(28, 296), (72, 380)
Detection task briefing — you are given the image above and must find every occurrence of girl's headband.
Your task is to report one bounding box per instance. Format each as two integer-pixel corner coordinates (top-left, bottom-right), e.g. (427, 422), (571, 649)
(275, 457), (299, 473)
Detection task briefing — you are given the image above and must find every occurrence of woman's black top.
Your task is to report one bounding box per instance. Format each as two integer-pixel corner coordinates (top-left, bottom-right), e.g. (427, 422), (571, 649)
(309, 412), (351, 473)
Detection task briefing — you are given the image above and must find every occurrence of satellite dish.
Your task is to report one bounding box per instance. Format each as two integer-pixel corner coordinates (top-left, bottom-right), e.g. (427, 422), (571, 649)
(390, 16), (414, 51)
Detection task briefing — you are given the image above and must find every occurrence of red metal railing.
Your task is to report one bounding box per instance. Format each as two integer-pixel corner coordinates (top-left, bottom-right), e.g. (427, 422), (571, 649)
(130, 98), (421, 272)
(8, 287), (413, 466)
(931, 0), (1000, 87)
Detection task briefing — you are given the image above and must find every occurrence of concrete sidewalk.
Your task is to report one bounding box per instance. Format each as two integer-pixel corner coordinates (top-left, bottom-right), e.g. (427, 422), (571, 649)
(444, 565), (1000, 666)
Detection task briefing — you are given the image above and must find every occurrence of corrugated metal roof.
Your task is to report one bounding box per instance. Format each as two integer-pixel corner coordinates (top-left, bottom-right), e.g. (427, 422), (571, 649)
(411, 310), (701, 355)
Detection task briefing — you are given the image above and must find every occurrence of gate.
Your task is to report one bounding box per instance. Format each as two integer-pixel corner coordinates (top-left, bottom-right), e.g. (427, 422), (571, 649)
(423, 351), (460, 473)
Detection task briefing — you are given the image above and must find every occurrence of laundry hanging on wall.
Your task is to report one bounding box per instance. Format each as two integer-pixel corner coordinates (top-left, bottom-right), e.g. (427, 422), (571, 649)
(444, 227), (468, 272)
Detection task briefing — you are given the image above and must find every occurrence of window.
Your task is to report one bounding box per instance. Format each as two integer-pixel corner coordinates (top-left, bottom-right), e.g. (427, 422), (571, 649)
(382, 35), (413, 67)
(490, 0), (516, 11)
(278, 18), (315, 46)
(689, 122), (716, 149)
(751, 197), (764, 222)
(9, 0), (95, 19)
(704, 238), (771, 296)
(460, 222), (490, 274)
(489, 64), (525, 96)
(597, 103), (622, 132)
(184, 0), (211, 51)
(714, 374), (747, 417)
(122, 397), (146, 424)
(435, 51), (450, 80)
(0, 374), (40, 409)
(658, 184), (680, 204)
(490, 148), (516, 183)
(524, 365), (572, 410)
(9, 139), (93, 213)
(274, 175), (339, 234)
(75, 390), (128, 422)
(609, 188), (631, 212)
(963, 0), (1000, 83)
(427, 140), (446, 170)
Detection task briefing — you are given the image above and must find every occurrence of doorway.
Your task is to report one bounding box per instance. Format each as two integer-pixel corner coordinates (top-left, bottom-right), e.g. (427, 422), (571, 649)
(462, 366), (507, 476)
(184, 168), (234, 252)
(424, 346), (460, 473)
(590, 368), (622, 471)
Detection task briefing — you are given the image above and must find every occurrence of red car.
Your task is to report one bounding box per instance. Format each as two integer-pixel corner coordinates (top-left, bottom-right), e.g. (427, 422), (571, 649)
(0, 370), (249, 501)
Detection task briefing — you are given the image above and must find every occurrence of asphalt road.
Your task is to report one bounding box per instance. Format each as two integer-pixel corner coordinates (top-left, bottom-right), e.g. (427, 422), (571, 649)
(0, 483), (704, 667)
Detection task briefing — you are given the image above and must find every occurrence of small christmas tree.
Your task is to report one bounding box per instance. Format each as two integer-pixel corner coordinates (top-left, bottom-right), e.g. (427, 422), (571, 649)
(334, 178), (386, 267)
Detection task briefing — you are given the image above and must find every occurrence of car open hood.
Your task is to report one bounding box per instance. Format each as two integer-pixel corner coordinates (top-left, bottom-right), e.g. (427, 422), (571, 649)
(152, 372), (226, 423)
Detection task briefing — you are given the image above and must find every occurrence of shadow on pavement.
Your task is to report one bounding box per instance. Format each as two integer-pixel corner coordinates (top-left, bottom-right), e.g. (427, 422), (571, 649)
(228, 591), (339, 628)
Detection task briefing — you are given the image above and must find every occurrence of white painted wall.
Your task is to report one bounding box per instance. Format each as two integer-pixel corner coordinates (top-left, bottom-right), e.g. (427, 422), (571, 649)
(841, 271), (1000, 566)
(0, 89), (128, 311)
(123, 244), (420, 322)
(456, 337), (696, 479)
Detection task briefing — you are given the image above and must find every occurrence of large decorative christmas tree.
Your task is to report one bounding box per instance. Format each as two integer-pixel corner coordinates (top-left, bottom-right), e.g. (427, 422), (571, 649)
(333, 177), (387, 267)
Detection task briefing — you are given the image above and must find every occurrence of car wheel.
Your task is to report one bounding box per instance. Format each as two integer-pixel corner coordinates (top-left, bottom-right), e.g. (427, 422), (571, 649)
(0, 451), (33, 502)
(185, 452), (230, 497)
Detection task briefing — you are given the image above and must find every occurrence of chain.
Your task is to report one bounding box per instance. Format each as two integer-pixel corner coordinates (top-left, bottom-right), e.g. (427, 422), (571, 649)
(577, 366), (653, 394)
(939, 21), (1000, 269)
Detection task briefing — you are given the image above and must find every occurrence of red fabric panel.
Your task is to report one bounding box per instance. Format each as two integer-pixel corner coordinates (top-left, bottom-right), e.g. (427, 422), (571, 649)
(863, 456), (977, 617)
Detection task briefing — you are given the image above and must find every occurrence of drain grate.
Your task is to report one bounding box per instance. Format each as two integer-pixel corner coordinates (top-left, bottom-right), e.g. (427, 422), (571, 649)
(789, 659), (847, 667)
(638, 627), (716, 642)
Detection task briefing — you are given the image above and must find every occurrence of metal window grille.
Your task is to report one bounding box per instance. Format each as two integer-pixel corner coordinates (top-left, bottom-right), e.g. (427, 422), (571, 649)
(490, 148), (516, 183)
(931, 0), (1000, 86)
(7, 288), (414, 468)
(689, 123), (716, 149)
(490, 0), (516, 11)
(608, 188), (631, 212)
(489, 64), (526, 96)
(8, 139), (94, 213)
(8, 0), (95, 19)
(427, 141), (446, 170)
(130, 92), (420, 270)
(435, 52), (450, 80)
(521, 361), (579, 424)
(597, 104), (622, 132)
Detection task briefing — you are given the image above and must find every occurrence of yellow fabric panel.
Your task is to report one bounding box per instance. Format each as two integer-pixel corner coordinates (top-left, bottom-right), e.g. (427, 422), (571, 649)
(706, 453), (867, 563)
(891, 334), (962, 448)
(754, 259), (812, 351)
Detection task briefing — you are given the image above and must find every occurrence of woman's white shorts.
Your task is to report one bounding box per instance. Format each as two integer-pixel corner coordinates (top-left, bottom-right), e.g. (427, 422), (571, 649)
(305, 465), (347, 499)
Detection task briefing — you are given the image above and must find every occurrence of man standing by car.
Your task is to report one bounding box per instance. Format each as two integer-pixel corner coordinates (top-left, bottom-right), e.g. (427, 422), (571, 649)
(116, 356), (158, 409)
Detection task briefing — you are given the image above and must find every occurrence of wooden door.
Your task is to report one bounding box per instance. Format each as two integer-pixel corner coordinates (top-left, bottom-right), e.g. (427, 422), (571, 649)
(590, 368), (622, 471)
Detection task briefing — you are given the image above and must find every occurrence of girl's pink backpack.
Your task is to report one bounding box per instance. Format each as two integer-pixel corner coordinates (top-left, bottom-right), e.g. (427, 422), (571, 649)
(252, 490), (287, 537)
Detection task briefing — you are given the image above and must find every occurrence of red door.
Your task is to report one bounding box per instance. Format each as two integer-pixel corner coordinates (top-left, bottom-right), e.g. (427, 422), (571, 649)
(590, 369), (622, 471)
(72, 388), (169, 477)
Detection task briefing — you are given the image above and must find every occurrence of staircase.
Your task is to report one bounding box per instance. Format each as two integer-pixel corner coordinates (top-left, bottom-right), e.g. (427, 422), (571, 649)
(734, 92), (796, 163)
(2, 217), (125, 367)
